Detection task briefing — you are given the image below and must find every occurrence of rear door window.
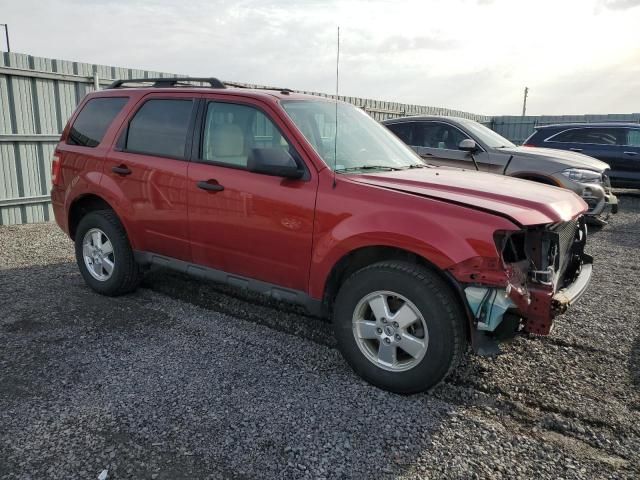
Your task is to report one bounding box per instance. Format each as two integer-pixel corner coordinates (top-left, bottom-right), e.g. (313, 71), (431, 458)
(67, 97), (128, 147)
(125, 99), (194, 158)
(386, 123), (414, 145)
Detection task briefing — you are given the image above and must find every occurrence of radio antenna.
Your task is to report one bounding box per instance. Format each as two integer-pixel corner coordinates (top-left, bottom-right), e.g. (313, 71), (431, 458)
(332, 26), (340, 188)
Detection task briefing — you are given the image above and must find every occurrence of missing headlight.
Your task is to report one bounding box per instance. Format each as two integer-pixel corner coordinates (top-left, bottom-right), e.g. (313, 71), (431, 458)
(495, 231), (527, 263)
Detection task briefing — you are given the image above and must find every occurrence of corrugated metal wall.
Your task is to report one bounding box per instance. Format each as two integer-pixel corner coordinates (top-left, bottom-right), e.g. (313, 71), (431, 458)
(0, 51), (489, 225)
(0, 52), (182, 225)
(491, 113), (640, 145)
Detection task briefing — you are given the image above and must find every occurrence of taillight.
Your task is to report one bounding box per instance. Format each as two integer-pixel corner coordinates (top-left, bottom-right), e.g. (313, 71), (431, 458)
(51, 153), (62, 186)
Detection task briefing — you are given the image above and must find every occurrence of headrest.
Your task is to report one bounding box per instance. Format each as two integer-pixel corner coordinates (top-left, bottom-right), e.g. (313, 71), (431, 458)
(212, 123), (244, 157)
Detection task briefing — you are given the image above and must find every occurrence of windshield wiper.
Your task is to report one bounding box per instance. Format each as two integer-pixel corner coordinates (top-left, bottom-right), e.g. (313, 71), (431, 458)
(335, 165), (401, 173)
(406, 163), (427, 169)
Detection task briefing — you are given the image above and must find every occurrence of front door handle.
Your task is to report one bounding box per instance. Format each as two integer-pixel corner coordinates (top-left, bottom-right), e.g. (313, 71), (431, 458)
(197, 180), (224, 192)
(569, 148), (583, 152)
(624, 151), (639, 156)
(420, 152), (433, 157)
(112, 165), (132, 176)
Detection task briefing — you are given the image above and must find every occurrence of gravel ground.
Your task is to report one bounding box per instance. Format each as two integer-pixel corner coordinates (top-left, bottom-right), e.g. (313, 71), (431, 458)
(1, 197), (639, 479)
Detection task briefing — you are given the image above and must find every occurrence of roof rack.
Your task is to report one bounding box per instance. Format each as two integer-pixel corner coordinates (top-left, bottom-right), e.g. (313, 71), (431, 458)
(107, 77), (296, 95)
(224, 81), (294, 95)
(107, 77), (226, 89)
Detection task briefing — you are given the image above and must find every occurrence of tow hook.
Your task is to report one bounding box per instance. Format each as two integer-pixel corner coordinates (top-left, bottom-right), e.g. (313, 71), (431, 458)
(529, 267), (555, 285)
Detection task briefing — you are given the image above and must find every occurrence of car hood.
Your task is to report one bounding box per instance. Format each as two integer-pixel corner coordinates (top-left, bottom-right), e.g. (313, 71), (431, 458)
(348, 168), (587, 226)
(499, 146), (610, 171)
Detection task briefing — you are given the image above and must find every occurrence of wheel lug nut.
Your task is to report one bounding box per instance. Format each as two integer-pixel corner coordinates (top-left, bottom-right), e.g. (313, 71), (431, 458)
(381, 318), (387, 323)
(395, 334), (401, 341)
(384, 338), (391, 344)
(376, 328), (382, 334)
(393, 322), (399, 328)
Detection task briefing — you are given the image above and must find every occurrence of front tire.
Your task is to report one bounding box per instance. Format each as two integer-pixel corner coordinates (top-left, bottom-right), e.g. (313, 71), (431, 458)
(333, 261), (465, 394)
(74, 210), (141, 296)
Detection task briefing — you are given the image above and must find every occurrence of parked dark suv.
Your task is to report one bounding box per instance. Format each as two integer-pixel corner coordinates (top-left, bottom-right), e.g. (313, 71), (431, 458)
(52, 78), (592, 394)
(383, 116), (618, 224)
(524, 123), (640, 188)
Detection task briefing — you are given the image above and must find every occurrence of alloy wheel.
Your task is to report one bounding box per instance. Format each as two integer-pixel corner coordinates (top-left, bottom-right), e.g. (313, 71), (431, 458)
(352, 290), (429, 372)
(82, 228), (115, 281)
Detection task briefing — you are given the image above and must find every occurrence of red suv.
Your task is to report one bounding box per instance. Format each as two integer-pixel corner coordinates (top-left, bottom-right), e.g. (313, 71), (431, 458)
(52, 78), (592, 393)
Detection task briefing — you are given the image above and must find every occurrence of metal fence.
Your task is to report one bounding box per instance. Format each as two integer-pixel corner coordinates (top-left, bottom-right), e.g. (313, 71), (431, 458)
(0, 51), (489, 225)
(490, 114), (640, 145)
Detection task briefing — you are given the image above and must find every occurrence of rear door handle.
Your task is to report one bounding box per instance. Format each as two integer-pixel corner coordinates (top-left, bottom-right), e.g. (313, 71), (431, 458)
(197, 180), (224, 192)
(624, 151), (639, 156)
(569, 148), (583, 152)
(111, 165), (132, 176)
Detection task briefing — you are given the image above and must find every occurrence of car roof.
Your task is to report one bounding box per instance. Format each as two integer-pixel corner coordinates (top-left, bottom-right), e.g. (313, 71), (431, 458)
(535, 122), (640, 130)
(382, 115), (473, 125)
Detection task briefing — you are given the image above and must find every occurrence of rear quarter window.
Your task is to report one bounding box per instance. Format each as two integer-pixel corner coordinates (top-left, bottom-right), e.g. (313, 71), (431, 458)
(67, 97), (129, 147)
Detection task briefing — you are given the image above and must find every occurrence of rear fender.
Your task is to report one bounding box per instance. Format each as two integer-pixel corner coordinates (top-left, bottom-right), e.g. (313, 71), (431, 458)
(64, 173), (139, 250)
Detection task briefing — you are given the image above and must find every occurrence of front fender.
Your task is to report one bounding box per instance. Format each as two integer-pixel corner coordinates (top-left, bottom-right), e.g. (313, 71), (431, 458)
(505, 156), (566, 188)
(308, 206), (517, 300)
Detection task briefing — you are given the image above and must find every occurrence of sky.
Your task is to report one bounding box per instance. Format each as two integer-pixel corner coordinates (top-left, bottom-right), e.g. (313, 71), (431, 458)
(1, 0), (639, 116)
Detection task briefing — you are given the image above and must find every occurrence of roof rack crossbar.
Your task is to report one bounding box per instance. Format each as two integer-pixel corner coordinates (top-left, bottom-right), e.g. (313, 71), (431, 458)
(223, 81), (294, 94)
(107, 77), (226, 89)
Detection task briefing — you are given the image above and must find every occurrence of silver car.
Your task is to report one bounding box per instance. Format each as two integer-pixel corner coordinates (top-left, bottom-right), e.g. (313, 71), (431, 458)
(383, 116), (618, 224)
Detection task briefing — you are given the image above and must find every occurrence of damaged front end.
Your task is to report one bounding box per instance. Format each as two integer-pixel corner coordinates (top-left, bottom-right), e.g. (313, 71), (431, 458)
(448, 216), (592, 352)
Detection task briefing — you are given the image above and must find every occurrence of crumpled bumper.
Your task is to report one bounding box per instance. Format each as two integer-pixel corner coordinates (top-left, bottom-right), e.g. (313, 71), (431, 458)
(519, 253), (593, 335)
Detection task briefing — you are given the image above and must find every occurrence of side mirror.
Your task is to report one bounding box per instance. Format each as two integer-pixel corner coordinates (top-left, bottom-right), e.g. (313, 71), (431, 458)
(247, 148), (304, 179)
(458, 139), (478, 152)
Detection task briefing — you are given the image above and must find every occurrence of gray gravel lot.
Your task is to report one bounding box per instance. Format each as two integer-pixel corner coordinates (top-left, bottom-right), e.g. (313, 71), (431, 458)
(1, 197), (639, 479)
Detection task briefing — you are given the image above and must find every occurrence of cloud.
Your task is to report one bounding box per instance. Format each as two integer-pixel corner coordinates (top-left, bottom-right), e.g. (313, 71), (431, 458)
(600, 0), (640, 9)
(2, 0), (639, 115)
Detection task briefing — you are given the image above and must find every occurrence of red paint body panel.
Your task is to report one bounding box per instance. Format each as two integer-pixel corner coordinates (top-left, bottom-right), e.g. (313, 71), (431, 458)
(53, 87), (590, 338)
(307, 172), (519, 299)
(187, 163), (317, 291)
(101, 152), (190, 260)
(351, 168), (587, 226)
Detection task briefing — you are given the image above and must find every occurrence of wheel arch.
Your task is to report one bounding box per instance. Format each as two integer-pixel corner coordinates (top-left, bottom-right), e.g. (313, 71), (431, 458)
(510, 172), (560, 186)
(68, 194), (118, 240)
(321, 245), (472, 341)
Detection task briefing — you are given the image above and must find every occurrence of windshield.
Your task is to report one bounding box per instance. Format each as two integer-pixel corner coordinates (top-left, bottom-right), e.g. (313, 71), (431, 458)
(281, 100), (425, 172)
(460, 119), (516, 149)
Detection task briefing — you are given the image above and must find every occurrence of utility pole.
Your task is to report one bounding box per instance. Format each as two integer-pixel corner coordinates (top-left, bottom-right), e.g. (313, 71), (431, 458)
(522, 86), (529, 116)
(0, 24), (9, 52)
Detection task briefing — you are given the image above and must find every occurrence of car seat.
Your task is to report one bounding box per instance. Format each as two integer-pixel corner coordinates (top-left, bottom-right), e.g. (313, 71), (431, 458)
(206, 123), (247, 167)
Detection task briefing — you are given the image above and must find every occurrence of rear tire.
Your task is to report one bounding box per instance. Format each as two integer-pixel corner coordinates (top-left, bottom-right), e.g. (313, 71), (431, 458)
(333, 261), (465, 394)
(74, 210), (141, 296)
